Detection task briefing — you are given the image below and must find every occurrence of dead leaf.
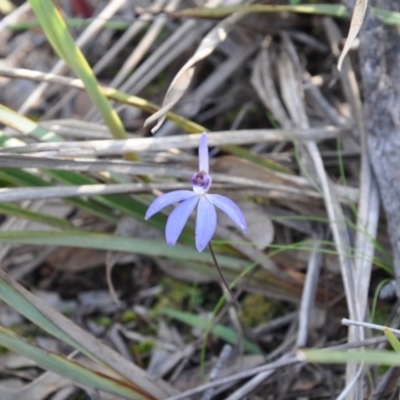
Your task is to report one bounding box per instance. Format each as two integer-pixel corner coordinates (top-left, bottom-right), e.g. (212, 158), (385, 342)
(0, 371), (72, 400)
(144, 11), (246, 132)
(26, 201), (73, 232)
(219, 201), (274, 250)
(337, 0), (368, 70)
(47, 247), (108, 273)
(156, 259), (215, 284)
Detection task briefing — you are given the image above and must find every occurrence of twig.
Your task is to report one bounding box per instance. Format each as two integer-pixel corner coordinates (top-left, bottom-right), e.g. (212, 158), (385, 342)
(342, 318), (400, 336)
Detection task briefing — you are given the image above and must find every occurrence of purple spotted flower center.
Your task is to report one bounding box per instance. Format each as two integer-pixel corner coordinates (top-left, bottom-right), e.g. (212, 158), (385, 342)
(191, 171), (212, 194)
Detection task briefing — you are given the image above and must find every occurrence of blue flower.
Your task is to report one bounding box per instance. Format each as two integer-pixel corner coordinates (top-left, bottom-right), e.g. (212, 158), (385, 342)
(145, 132), (247, 252)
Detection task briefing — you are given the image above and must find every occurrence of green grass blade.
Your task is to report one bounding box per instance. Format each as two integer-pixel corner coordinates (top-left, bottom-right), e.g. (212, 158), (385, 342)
(0, 230), (245, 270)
(173, 3), (400, 26)
(103, 87), (207, 134)
(0, 169), (118, 223)
(8, 17), (131, 32)
(0, 203), (75, 230)
(28, 0), (127, 140)
(300, 349), (400, 366)
(0, 168), (50, 187)
(371, 7), (400, 25)
(0, 104), (61, 141)
(383, 328), (400, 353)
(173, 4), (349, 18)
(0, 325), (150, 400)
(161, 308), (261, 354)
(43, 169), (175, 234)
(0, 230), (300, 298)
(0, 131), (26, 147)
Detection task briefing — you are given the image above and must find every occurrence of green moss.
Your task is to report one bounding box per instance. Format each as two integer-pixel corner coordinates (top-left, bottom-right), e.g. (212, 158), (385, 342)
(138, 340), (154, 353)
(95, 316), (112, 327)
(120, 309), (138, 323)
(153, 277), (202, 313)
(240, 294), (281, 328)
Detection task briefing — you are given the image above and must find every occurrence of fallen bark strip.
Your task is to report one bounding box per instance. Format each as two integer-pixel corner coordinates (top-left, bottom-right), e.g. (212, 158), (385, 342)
(357, 0), (400, 294)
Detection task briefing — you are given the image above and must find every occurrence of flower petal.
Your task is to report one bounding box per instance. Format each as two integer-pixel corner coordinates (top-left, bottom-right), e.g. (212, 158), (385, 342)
(195, 196), (217, 252)
(198, 132), (209, 173)
(145, 190), (195, 220)
(165, 195), (199, 246)
(207, 194), (247, 232)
